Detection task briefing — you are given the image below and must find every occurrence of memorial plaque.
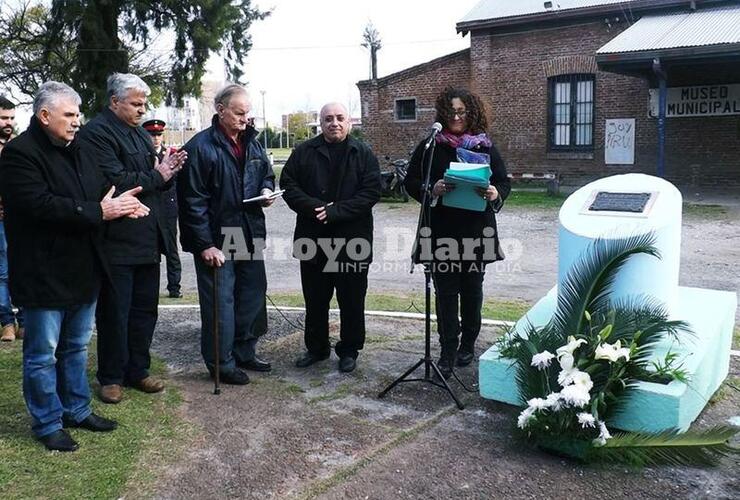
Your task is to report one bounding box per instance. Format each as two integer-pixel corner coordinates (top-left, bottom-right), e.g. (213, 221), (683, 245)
(588, 192), (651, 213)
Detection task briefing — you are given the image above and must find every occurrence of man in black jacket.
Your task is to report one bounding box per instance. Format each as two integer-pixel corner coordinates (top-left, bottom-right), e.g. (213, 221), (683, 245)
(78, 73), (187, 404)
(178, 84), (275, 385)
(0, 81), (148, 451)
(143, 119), (182, 299)
(280, 102), (381, 373)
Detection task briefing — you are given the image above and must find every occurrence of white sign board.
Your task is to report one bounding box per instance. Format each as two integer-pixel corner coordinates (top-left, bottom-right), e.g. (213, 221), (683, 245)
(604, 118), (635, 165)
(649, 84), (740, 118)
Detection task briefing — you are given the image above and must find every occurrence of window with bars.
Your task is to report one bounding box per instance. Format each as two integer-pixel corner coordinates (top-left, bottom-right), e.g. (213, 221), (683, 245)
(548, 74), (595, 151)
(394, 98), (417, 121)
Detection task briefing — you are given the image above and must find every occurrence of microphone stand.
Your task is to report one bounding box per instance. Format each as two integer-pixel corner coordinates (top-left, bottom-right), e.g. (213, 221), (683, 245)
(377, 135), (464, 410)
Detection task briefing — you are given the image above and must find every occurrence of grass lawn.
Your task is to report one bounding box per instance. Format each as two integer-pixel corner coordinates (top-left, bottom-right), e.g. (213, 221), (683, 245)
(682, 203), (728, 218)
(162, 291), (530, 323)
(504, 189), (568, 209)
(267, 148), (292, 160)
(0, 340), (185, 499)
(267, 291), (531, 323)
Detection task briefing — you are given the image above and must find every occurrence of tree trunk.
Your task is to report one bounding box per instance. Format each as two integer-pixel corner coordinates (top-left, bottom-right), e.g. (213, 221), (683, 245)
(76, 0), (128, 114)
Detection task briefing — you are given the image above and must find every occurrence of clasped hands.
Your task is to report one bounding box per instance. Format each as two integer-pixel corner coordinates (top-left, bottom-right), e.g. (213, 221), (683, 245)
(100, 186), (149, 221)
(314, 202), (333, 224)
(432, 179), (498, 201)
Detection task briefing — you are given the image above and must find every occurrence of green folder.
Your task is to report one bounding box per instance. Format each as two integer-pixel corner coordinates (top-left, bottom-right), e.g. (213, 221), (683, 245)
(442, 162), (492, 212)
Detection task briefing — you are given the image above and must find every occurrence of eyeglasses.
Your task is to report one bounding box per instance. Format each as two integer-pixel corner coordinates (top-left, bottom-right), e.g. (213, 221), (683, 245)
(451, 109), (468, 118)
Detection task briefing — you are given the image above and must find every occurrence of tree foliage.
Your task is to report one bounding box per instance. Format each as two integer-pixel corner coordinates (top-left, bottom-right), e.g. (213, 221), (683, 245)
(1, 1), (269, 114)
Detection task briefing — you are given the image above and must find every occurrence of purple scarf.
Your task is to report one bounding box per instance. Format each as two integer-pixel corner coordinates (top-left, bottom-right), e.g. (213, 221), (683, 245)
(436, 130), (492, 150)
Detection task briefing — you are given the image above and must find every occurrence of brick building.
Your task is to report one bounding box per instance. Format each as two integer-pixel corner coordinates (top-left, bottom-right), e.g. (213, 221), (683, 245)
(357, 0), (740, 187)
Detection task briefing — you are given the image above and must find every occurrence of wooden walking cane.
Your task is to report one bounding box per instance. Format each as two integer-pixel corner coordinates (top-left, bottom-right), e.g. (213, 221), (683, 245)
(213, 265), (221, 395)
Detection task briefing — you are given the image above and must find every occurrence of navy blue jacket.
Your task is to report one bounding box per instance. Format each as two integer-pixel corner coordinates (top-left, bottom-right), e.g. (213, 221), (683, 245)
(178, 116), (275, 254)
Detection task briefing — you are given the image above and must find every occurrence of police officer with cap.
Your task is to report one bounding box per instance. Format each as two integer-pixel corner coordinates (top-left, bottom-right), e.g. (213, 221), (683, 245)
(143, 119), (182, 298)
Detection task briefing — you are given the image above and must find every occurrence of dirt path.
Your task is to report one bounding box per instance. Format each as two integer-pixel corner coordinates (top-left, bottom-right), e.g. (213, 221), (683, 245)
(163, 194), (740, 320)
(137, 309), (740, 499)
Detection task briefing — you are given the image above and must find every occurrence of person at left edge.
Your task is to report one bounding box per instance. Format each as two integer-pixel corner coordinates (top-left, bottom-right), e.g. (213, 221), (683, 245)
(142, 119), (183, 299)
(178, 84), (275, 385)
(0, 95), (24, 342)
(0, 81), (150, 451)
(78, 73), (187, 404)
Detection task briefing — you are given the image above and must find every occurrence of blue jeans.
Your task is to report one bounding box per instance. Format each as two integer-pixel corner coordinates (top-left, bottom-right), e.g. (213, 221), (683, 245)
(22, 302), (96, 437)
(0, 221), (23, 327)
(0, 221), (11, 325)
(194, 258), (266, 373)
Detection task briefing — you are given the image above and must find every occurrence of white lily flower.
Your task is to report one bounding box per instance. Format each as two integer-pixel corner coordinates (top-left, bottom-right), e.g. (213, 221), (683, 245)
(545, 392), (563, 411)
(556, 336), (587, 358)
(558, 352), (575, 371)
(530, 350), (555, 370)
(577, 412), (596, 428)
(517, 407), (535, 429)
(560, 384), (591, 408)
(593, 421), (613, 446)
(557, 352), (580, 387)
(527, 397), (549, 411)
(571, 371), (594, 392)
(594, 340), (630, 363)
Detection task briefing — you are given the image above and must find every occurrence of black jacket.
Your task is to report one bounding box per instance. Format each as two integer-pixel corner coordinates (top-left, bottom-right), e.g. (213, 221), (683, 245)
(78, 108), (170, 265)
(178, 117), (275, 254)
(156, 146), (179, 219)
(404, 139), (511, 264)
(0, 117), (109, 308)
(280, 135), (381, 265)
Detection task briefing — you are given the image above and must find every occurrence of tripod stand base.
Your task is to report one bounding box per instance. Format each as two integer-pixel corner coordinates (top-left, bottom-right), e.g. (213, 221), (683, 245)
(378, 356), (464, 410)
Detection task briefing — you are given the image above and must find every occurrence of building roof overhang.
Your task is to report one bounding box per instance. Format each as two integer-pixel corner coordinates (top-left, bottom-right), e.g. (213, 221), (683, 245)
(456, 0), (714, 34)
(595, 2), (740, 77)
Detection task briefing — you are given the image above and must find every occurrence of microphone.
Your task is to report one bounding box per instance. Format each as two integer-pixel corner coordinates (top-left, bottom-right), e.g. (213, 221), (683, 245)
(423, 122), (443, 150)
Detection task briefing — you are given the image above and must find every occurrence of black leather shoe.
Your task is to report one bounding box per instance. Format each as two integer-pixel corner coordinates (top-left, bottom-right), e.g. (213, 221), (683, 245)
(237, 357), (272, 372)
(295, 352), (330, 368)
(168, 290), (183, 298)
(214, 368), (250, 385)
(38, 429), (79, 452)
(338, 357), (356, 373)
(436, 357), (453, 380)
(456, 350), (475, 367)
(63, 413), (117, 432)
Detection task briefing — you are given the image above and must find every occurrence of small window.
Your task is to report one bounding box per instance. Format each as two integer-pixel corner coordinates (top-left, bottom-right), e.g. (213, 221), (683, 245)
(394, 98), (417, 121)
(548, 74), (595, 151)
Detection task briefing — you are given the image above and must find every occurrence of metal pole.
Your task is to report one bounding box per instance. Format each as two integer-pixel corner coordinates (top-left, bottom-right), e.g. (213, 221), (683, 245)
(653, 58), (668, 178)
(261, 90), (267, 150)
(212, 266), (220, 395)
(286, 114), (290, 149)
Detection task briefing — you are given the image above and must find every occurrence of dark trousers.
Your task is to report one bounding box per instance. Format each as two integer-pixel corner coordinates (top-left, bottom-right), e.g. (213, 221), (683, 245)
(161, 217), (182, 294)
(194, 257), (266, 374)
(432, 264), (485, 357)
(300, 261), (368, 359)
(96, 263), (160, 385)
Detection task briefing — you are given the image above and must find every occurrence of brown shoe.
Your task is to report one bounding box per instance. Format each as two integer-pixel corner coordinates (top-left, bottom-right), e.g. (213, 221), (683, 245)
(0, 323), (15, 342)
(15, 326), (24, 339)
(130, 376), (165, 393)
(99, 384), (123, 404)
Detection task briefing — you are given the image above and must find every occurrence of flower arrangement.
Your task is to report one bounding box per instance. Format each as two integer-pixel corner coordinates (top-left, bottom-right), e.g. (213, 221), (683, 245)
(502, 233), (738, 465)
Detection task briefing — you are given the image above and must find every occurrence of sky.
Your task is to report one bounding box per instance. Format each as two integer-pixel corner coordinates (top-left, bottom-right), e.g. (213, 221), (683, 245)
(210, 0), (481, 125)
(7, 0), (482, 129)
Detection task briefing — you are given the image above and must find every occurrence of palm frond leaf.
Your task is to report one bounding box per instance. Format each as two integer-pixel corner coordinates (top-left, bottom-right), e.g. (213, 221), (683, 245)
(508, 320), (567, 404)
(585, 426), (739, 466)
(552, 233), (660, 338)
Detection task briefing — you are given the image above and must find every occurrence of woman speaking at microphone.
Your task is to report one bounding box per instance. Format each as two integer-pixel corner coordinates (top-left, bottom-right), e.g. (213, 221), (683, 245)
(404, 87), (511, 379)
